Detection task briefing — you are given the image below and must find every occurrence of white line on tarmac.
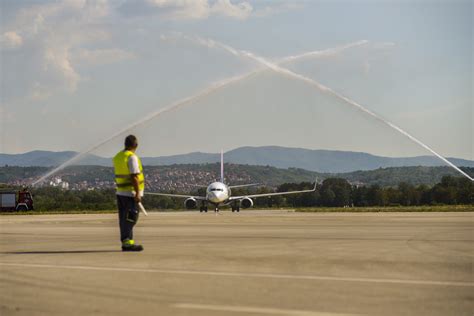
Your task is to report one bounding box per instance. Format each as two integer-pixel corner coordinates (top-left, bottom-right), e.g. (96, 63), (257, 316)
(0, 262), (472, 287)
(173, 303), (359, 315)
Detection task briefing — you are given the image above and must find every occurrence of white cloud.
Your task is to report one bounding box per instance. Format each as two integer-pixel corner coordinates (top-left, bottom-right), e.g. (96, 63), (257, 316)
(253, 2), (304, 18)
(73, 48), (136, 65)
(127, 0), (298, 20)
(1, 0), (133, 102)
(144, 0), (210, 19)
(14, 0), (86, 35)
(30, 82), (53, 101)
(44, 46), (81, 92)
(1, 0), (301, 104)
(145, 0), (253, 20)
(211, 0), (252, 20)
(82, 0), (110, 19)
(1, 31), (23, 49)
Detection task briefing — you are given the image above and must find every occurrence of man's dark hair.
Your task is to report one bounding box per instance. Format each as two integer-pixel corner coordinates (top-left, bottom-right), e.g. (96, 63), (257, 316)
(124, 135), (138, 149)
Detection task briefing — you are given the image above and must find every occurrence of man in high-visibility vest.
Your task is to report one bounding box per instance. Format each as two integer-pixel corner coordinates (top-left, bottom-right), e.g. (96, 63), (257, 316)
(113, 135), (145, 252)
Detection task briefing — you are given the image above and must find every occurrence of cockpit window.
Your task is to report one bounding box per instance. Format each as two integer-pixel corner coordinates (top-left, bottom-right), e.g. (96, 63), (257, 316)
(210, 188), (223, 192)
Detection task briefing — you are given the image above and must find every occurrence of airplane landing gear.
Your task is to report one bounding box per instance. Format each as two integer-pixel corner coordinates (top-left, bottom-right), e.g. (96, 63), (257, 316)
(199, 202), (208, 213)
(231, 202), (240, 212)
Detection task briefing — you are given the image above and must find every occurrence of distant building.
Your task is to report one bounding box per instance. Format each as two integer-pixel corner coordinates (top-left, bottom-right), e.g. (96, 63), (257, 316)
(48, 177), (69, 190)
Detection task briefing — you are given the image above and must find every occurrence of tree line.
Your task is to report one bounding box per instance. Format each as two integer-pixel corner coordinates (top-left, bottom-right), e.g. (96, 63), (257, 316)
(10, 175), (471, 212)
(275, 176), (473, 207)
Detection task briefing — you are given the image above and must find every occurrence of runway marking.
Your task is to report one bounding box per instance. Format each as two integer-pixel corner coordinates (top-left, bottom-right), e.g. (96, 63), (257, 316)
(0, 262), (472, 288)
(173, 303), (358, 315)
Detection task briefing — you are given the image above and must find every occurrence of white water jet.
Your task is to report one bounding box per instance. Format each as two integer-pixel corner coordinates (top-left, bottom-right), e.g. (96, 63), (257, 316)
(185, 35), (473, 181)
(32, 72), (260, 186)
(279, 40), (369, 63)
(163, 33), (369, 65)
(30, 40), (377, 186)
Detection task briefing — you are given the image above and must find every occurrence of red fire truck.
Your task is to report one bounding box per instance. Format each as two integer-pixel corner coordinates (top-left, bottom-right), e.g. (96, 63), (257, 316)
(0, 189), (34, 211)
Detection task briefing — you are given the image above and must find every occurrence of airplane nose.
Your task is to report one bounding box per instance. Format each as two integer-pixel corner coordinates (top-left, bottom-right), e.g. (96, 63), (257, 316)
(208, 192), (221, 203)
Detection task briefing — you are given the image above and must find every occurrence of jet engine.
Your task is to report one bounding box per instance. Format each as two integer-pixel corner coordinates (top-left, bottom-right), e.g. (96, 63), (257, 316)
(184, 197), (197, 209)
(240, 197), (254, 209)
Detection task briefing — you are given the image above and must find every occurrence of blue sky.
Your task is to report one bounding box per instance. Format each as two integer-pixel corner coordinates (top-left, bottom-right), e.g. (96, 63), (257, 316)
(0, 0), (472, 160)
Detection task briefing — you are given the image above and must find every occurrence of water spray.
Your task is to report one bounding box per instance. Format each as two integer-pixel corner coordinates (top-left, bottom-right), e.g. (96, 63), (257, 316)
(183, 35), (473, 182)
(164, 33), (369, 66)
(31, 41), (366, 186)
(31, 72), (261, 186)
(279, 40), (369, 63)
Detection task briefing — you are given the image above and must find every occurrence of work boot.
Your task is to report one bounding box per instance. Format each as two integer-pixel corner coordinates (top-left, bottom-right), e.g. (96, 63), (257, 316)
(121, 239), (144, 252)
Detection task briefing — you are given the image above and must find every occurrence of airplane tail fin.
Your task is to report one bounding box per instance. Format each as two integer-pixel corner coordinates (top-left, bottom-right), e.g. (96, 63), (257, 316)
(220, 149), (224, 183)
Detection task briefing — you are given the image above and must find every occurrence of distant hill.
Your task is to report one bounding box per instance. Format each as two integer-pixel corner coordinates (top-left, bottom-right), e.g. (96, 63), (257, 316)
(337, 166), (473, 187)
(222, 147), (474, 173)
(2, 164), (472, 188)
(0, 151), (110, 168)
(1, 146), (472, 173)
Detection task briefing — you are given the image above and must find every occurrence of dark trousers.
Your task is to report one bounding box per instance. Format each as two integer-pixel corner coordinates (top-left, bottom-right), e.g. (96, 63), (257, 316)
(116, 195), (139, 242)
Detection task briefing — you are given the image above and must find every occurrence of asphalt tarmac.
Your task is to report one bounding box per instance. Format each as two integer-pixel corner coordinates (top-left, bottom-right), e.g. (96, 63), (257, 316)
(0, 211), (472, 316)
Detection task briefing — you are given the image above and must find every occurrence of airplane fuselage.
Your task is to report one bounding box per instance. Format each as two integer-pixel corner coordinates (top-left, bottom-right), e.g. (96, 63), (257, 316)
(206, 181), (230, 204)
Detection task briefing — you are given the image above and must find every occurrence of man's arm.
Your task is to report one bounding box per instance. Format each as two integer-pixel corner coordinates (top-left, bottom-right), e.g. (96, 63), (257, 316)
(131, 174), (141, 203)
(128, 155), (142, 203)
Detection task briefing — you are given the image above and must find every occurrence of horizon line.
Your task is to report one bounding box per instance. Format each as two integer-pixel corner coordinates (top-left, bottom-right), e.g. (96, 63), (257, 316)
(0, 145), (473, 161)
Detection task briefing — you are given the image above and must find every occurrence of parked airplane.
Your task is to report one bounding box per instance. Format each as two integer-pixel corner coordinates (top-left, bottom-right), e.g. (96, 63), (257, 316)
(146, 151), (317, 212)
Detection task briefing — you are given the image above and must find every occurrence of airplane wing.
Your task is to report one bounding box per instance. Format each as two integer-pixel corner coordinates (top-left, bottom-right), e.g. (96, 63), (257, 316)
(145, 192), (207, 200)
(228, 180), (317, 201)
(228, 183), (261, 189)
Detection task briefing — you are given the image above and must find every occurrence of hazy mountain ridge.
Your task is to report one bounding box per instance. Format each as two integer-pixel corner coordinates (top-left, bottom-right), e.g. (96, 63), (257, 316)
(2, 164), (472, 188)
(1, 146), (472, 173)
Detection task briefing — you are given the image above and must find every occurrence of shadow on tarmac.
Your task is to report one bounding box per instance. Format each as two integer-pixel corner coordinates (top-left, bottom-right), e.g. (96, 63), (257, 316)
(2, 250), (121, 254)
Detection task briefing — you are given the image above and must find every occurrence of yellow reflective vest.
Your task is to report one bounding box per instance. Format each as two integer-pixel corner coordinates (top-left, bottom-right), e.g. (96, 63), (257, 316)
(113, 150), (145, 193)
